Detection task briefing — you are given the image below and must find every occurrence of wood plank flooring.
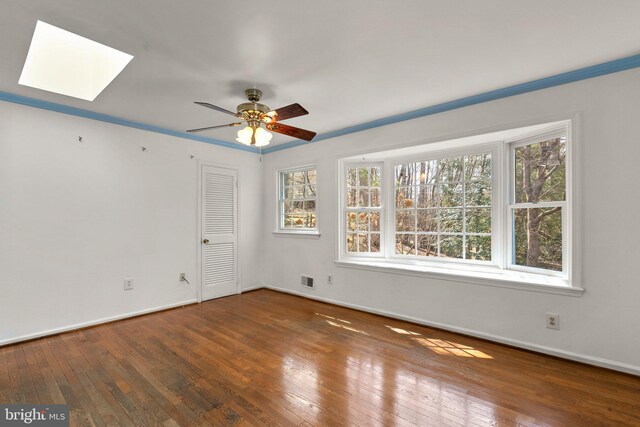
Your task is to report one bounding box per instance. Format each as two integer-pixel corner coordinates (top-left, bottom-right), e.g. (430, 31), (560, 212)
(1, 289), (639, 426)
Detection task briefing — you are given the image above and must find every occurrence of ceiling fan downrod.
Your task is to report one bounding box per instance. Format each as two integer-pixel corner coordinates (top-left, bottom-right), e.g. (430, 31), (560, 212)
(244, 88), (262, 103)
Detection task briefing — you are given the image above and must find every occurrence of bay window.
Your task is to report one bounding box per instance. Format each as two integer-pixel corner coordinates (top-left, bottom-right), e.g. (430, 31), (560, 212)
(338, 121), (575, 289)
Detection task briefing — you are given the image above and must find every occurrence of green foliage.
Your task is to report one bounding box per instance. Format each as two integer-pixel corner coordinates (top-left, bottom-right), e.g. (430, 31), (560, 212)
(466, 208), (491, 234)
(440, 236), (463, 258)
(514, 208), (563, 271)
(466, 236), (491, 260)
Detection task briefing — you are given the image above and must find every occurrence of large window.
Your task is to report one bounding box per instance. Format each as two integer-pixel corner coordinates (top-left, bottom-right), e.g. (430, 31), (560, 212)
(339, 123), (573, 286)
(394, 153), (492, 261)
(278, 166), (317, 231)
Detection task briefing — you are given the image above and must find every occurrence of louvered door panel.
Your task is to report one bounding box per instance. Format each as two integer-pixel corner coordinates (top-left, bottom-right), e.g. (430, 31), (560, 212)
(205, 173), (234, 235)
(204, 243), (235, 285)
(201, 166), (238, 301)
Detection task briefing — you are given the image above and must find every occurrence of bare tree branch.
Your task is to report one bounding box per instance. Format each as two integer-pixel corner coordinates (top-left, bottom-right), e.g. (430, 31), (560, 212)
(534, 206), (561, 223)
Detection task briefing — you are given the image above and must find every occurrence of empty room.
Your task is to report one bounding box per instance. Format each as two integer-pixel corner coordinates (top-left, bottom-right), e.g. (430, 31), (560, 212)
(2, 1), (640, 426)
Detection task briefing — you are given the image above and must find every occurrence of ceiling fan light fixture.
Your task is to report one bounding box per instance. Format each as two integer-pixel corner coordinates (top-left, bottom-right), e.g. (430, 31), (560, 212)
(236, 126), (254, 145)
(235, 125), (273, 147)
(254, 127), (273, 147)
(262, 111), (277, 123)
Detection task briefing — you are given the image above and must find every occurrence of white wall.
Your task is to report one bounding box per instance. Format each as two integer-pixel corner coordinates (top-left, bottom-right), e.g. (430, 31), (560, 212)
(260, 68), (640, 374)
(3, 68), (639, 375)
(0, 102), (262, 344)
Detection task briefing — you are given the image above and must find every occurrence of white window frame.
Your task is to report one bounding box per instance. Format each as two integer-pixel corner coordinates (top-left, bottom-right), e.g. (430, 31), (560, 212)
(506, 127), (570, 279)
(336, 121), (578, 293)
(341, 161), (385, 258)
(276, 164), (318, 234)
(386, 144), (503, 269)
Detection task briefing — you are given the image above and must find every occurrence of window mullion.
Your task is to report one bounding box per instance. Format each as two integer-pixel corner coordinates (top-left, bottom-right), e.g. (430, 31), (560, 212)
(384, 159), (394, 259)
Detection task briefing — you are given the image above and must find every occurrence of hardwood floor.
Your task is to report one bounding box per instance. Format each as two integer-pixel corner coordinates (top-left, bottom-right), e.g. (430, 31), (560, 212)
(1, 289), (639, 426)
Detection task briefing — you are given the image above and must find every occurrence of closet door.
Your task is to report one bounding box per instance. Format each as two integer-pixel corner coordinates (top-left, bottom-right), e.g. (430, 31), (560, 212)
(201, 165), (238, 301)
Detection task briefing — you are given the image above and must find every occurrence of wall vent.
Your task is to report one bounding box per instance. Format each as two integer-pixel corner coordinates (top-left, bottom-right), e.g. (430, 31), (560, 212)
(301, 275), (314, 289)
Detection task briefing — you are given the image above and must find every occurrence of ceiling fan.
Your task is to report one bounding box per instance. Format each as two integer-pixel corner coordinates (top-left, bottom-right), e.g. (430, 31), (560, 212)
(187, 88), (316, 147)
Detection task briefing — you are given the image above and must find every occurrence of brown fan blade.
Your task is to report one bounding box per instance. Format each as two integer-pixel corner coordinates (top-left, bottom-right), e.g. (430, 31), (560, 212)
(186, 122), (242, 133)
(266, 123), (316, 141)
(194, 102), (239, 117)
(271, 103), (309, 121)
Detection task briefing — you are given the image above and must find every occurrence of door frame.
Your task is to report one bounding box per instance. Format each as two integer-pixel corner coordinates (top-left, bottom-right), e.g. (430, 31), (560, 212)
(196, 160), (242, 303)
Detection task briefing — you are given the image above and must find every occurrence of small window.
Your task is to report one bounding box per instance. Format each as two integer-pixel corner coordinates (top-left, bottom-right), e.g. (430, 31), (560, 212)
(345, 164), (383, 254)
(278, 166), (317, 231)
(509, 133), (567, 274)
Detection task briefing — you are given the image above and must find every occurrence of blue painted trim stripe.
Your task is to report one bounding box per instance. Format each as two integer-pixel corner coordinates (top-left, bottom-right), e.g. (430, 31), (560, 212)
(3, 53), (640, 155)
(263, 53), (640, 154)
(0, 91), (260, 153)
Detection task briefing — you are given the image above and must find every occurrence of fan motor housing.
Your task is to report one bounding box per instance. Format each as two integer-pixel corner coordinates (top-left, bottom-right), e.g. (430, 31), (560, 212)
(236, 102), (270, 115)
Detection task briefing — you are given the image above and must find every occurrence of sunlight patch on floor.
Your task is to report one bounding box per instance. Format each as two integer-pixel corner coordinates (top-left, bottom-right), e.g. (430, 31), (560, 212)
(315, 313), (369, 335)
(384, 323), (492, 359)
(385, 325), (421, 335)
(315, 313), (352, 324)
(326, 320), (369, 335)
(413, 337), (492, 359)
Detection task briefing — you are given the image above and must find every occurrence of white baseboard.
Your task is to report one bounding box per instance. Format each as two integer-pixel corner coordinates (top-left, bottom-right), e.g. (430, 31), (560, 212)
(263, 285), (640, 377)
(241, 284), (265, 293)
(0, 299), (198, 347)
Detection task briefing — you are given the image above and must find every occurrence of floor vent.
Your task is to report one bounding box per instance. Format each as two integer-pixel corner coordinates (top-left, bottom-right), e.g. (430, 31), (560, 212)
(301, 275), (314, 289)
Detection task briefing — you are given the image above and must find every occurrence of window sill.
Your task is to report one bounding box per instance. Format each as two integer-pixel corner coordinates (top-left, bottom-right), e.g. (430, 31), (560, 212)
(334, 259), (583, 297)
(272, 230), (321, 239)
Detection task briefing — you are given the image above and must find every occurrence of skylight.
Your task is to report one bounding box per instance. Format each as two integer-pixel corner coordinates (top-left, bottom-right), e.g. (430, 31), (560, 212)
(19, 21), (133, 101)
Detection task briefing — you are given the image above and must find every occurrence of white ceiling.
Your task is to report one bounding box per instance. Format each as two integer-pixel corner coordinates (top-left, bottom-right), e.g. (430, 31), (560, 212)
(2, 1), (640, 147)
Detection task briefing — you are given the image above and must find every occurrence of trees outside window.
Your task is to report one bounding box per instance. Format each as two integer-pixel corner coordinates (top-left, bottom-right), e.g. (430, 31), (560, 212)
(339, 124), (571, 282)
(511, 136), (567, 272)
(345, 165), (382, 253)
(394, 153), (492, 260)
(279, 166), (317, 231)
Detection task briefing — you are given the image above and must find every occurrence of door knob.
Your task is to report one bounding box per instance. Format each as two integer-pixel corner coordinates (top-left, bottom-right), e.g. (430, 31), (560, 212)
(202, 239), (209, 244)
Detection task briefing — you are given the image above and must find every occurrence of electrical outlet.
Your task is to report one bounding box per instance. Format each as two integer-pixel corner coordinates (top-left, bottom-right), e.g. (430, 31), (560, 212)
(546, 313), (560, 330)
(327, 275), (333, 285)
(124, 278), (134, 291)
(179, 273), (190, 284)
